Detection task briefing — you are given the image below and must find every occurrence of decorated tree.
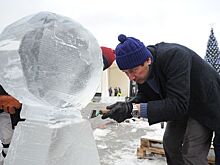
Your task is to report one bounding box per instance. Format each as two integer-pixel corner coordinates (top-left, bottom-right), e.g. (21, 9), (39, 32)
(204, 28), (220, 73)
(212, 55), (220, 73)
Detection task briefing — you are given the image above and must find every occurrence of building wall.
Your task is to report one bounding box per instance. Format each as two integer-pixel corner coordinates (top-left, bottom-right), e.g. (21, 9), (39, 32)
(107, 62), (129, 97)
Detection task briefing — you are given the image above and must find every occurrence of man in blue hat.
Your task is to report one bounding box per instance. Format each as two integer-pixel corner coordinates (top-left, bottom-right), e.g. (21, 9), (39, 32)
(102, 34), (220, 165)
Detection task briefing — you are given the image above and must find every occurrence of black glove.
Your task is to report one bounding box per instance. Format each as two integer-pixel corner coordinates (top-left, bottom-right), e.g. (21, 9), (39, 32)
(10, 107), (25, 129)
(101, 101), (133, 123)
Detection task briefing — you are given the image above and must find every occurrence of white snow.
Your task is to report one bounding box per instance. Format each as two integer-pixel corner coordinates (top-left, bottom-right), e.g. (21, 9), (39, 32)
(93, 129), (112, 141)
(92, 117), (166, 165)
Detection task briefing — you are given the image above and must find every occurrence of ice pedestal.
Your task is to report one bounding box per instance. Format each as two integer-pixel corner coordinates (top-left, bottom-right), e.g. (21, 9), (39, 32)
(4, 119), (100, 165)
(0, 12), (102, 165)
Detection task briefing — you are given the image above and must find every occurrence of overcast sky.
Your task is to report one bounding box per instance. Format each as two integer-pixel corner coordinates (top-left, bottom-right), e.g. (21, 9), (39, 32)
(1, 0), (220, 57)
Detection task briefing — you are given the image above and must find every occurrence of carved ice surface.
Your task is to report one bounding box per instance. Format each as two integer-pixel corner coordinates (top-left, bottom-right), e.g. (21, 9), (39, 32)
(0, 11), (103, 121)
(0, 12), (102, 165)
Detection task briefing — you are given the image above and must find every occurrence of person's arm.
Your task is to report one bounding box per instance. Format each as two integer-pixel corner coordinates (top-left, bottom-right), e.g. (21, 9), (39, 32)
(101, 89), (148, 122)
(101, 79), (152, 122)
(147, 48), (191, 125)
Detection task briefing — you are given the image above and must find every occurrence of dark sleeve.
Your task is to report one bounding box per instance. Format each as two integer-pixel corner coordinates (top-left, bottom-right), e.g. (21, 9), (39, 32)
(148, 49), (191, 125)
(10, 107), (25, 129)
(0, 85), (8, 95)
(129, 90), (148, 103)
(130, 81), (161, 103)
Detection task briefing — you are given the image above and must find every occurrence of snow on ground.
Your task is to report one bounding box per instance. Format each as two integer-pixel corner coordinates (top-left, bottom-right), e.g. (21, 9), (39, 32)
(92, 118), (166, 165)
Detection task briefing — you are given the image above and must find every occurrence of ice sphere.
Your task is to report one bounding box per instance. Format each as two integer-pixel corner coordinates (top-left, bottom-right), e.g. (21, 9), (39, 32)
(0, 12), (103, 119)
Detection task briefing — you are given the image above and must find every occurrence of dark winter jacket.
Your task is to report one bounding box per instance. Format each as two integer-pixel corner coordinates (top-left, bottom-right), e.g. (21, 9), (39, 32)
(0, 84), (8, 95)
(136, 42), (220, 132)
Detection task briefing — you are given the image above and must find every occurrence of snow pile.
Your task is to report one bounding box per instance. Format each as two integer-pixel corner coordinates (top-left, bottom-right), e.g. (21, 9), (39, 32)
(93, 118), (166, 165)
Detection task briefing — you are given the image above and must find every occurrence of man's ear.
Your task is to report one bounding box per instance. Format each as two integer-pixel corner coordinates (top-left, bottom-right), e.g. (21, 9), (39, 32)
(146, 57), (152, 65)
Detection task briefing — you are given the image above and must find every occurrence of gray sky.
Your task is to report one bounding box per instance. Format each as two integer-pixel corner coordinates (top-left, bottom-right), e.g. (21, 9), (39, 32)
(1, 0), (220, 57)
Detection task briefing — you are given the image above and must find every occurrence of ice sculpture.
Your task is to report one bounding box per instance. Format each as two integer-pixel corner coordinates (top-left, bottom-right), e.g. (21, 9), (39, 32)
(0, 12), (102, 165)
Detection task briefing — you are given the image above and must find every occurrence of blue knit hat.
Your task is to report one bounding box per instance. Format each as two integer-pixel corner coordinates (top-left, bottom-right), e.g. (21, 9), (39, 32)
(115, 34), (152, 70)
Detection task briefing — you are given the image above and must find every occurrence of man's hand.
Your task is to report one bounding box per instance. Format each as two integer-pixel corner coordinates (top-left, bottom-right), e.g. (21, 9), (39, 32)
(101, 102), (133, 123)
(0, 95), (21, 114)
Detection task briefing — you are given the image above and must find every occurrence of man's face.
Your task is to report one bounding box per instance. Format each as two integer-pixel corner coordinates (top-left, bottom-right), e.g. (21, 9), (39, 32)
(123, 58), (152, 84)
